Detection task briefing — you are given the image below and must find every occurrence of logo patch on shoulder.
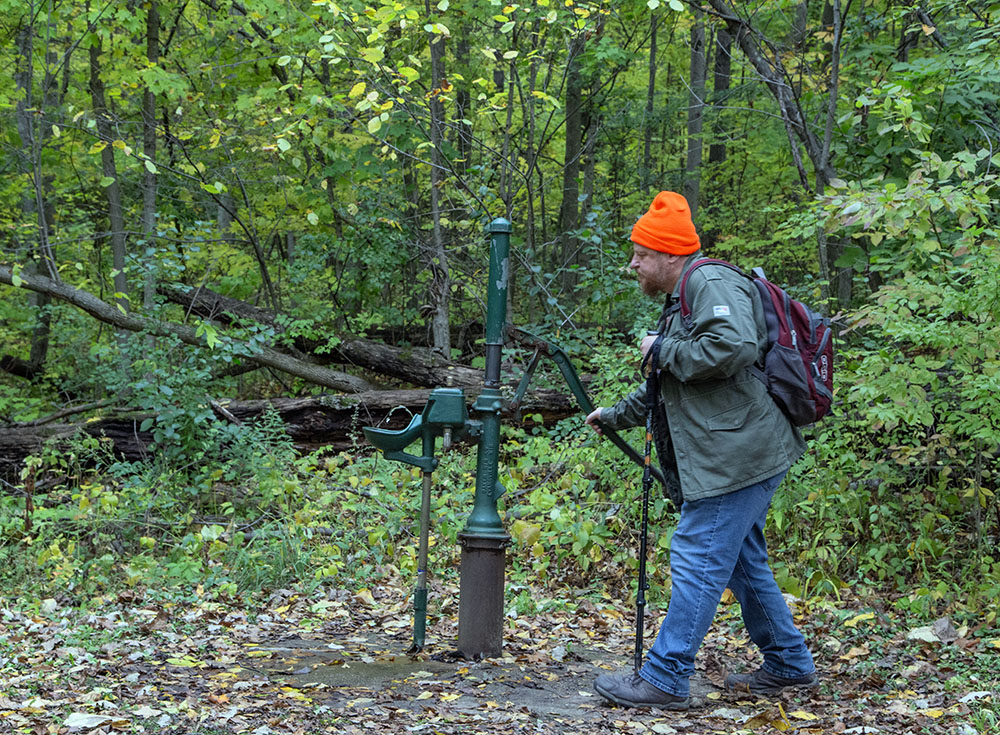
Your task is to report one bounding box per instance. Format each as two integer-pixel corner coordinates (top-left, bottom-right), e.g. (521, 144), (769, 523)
(713, 305), (731, 317)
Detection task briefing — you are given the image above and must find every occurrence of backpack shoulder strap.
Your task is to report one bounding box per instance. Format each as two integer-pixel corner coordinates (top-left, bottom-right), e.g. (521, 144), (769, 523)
(677, 258), (749, 330)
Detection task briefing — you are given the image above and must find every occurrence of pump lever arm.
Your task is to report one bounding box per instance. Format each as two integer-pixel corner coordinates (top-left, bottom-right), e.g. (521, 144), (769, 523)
(504, 326), (666, 488)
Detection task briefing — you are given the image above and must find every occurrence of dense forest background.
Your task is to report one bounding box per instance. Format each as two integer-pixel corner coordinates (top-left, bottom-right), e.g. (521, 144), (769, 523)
(1, 0), (999, 634)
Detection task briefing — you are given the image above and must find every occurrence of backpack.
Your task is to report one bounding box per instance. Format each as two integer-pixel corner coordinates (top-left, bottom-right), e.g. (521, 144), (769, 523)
(677, 258), (834, 426)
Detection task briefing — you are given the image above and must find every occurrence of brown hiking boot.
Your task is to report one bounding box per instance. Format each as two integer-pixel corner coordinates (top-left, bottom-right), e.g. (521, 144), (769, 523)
(594, 671), (690, 710)
(724, 668), (819, 696)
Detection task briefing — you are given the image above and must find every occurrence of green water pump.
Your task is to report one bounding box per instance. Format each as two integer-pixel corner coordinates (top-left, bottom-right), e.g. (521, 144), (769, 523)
(363, 218), (659, 658)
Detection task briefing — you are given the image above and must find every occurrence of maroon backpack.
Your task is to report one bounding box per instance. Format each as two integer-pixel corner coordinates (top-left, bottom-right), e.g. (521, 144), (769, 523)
(678, 258), (834, 426)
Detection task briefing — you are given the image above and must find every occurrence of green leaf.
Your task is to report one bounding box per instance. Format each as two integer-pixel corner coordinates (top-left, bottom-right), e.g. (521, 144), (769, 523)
(368, 116), (382, 134)
(668, 0), (684, 9)
(277, 55), (292, 66)
(277, 138), (292, 152)
(196, 322), (219, 349)
(647, 0), (661, 8)
(144, 159), (157, 174)
(500, 21), (515, 33)
(100, 176), (115, 187)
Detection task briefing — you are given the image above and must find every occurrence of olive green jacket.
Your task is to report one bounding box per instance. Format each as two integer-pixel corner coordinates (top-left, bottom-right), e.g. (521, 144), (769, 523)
(601, 253), (806, 502)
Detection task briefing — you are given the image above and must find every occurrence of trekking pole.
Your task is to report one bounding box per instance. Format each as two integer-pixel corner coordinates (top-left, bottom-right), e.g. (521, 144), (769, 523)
(634, 332), (661, 674)
(633, 395), (654, 673)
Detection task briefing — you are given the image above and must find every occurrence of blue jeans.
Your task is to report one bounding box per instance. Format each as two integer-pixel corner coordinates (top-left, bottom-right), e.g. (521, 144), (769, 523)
(639, 470), (814, 697)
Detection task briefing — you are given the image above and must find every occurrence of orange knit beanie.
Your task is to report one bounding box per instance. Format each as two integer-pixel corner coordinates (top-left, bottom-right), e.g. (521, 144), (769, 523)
(630, 191), (701, 255)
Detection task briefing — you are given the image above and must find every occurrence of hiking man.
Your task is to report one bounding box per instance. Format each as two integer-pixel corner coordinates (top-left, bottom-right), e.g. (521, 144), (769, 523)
(585, 191), (817, 709)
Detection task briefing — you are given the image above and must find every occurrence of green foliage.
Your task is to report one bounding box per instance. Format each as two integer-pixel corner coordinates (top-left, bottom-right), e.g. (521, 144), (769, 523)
(769, 149), (1000, 614)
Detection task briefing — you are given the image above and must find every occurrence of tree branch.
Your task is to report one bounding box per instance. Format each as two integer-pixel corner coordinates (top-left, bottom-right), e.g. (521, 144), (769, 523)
(0, 266), (372, 393)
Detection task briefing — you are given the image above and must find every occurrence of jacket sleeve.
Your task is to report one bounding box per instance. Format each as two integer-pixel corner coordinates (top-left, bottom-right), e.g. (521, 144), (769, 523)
(657, 267), (760, 383)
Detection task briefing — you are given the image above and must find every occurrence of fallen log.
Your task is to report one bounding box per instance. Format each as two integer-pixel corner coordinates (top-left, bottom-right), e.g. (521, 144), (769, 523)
(158, 283), (485, 387)
(0, 387), (582, 483)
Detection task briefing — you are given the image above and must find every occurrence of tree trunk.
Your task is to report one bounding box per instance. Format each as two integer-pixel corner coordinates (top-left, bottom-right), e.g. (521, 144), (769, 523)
(818, 0), (853, 308)
(454, 28), (473, 168)
(791, 0), (809, 48)
(643, 14), (658, 194)
(88, 31), (129, 312)
(523, 13), (542, 258)
(141, 1), (160, 315)
(703, 27), (732, 248)
(12, 16), (56, 379)
(708, 27), (731, 169)
(426, 3), (451, 355)
(684, 10), (706, 218)
(558, 32), (585, 289)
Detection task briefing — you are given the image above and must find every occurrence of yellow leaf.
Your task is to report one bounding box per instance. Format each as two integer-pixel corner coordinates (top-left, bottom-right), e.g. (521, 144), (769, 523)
(416, 691), (434, 700)
(920, 708), (945, 718)
(845, 612), (875, 627)
(989, 639), (1000, 649)
(789, 710), (819, 720)
(355, 589), (375, 605)
(512, 520), (541, 546)
(440, 693), (462, 702)
(840, 644), (870, 660)
(349, 82), (366, 98)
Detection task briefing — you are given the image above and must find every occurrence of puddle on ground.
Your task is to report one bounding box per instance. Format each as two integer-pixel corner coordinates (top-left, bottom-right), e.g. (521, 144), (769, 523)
(257, 637), (718, 718)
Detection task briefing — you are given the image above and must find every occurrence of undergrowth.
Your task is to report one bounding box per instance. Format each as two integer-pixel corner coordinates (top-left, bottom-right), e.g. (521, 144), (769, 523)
(0, 378), (997, 628)
(2, 238), (999, 621)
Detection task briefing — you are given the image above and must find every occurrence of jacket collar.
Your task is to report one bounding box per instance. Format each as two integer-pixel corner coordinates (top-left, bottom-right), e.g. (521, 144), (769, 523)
(669, 250), (704, 301)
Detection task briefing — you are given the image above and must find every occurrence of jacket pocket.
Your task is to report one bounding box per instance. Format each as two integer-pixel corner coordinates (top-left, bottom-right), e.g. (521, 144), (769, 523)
(707, 401), (755, 431)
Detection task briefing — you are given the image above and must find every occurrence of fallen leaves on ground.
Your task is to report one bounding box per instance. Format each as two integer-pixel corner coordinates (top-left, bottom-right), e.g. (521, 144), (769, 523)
(0, 580), (996, 734)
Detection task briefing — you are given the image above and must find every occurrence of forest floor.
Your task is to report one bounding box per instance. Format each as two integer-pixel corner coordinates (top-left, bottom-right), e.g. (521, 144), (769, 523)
(1, 577), (997, 735)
